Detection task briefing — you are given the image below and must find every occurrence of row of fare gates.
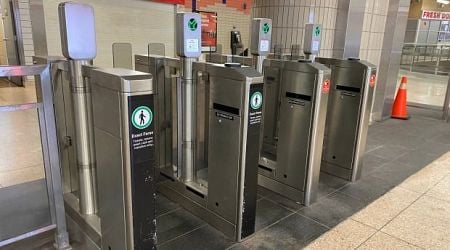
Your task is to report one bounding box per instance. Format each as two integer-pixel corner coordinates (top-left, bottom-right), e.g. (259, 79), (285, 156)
(5, 2), (377, 250)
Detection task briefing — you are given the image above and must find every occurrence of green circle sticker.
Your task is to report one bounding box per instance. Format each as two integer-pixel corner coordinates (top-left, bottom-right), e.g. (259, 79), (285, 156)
(263, 23), (270, 34)
(132, 106), (153, 130)
(188, 18), (198, 31)
(314, 26), (321, 37)
(250, 92), (263, 110)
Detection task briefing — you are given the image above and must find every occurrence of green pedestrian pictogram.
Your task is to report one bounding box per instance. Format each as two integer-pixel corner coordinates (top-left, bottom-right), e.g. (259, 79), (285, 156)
(188, 18), (198, 31)
(263, 23), (270, 34)
(250, 92), (263, 110)
(132, 106), (153, 130)
(314, 26), (321, 37)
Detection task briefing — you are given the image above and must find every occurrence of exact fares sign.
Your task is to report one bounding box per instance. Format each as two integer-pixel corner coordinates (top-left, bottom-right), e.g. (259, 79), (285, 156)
(422, 10), (450, 20)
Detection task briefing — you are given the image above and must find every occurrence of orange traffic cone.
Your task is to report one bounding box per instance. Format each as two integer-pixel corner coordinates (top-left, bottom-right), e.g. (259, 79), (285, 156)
(391, 76), (409, 120)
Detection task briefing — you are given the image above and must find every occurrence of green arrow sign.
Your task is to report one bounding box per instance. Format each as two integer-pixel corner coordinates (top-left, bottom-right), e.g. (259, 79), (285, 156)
(263, 23), (270, 34)
(314, 26), (321, 37)
(188, 18), (198, 31)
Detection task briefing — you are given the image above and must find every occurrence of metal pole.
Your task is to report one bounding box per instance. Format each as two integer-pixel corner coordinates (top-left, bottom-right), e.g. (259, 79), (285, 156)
(181, 57), (196, 182)
(69, 60), (98, 214)
(443, 73), (450, 122)
(253, 55), (266, 73)
(40, 65), (71, 250)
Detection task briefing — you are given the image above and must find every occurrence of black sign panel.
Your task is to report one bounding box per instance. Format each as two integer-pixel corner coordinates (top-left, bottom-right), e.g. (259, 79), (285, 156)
(128, 94), (156, 249)
(241, 83), (264, 239)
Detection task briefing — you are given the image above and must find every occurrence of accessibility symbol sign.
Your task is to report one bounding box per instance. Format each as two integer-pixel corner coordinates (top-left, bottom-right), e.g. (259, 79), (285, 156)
(250, 92), (263, 110)
(188, 18), (198, 31)
(132, 106), (153, 129)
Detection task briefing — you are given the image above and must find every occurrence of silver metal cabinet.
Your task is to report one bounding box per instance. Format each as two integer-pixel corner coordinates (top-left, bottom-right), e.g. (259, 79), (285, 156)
(91, 68), (156, 249)
(259, 59), (331, 206)
(316, 58), (377, 181)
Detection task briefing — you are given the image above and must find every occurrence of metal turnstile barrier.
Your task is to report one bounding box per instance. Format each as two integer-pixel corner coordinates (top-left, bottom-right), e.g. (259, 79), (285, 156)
(137, 56), (264, 240)
(259, 59), (331, 206)
(316, 58), (377, 181)
(159, 62), (263, 241)
(91, 68), (156, 249)
(0, 65), (70, 249)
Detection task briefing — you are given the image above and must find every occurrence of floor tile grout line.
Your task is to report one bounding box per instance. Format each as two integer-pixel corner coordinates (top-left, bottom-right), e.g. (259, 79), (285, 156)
(295, 213), (331, 230)
(351, 183), (431, 250)
(225, 211), (299, 250)
(306, 167), (441, 250)
(156, 207), (181, 218)
(365, 145), (384, 154)
(398, 173), (449, 197)
(261, 195), (303, 212)
(157, 224), (207, 247)
(0, 163), (45, 173)
(353, 223), (378, 249)
(379, 231), (426, 250)
(373, 186), (429, 249)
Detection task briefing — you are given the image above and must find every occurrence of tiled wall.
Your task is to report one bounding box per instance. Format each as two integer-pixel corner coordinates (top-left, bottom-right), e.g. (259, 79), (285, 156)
(18, 0), (34, 68)
(182, 0), (252, 55)
(252, 0), (338, 57)
(0, 0), (33, 66)
(0, 13), (7, 65)
(42, 0), (176, 68)
(359, 0), (389, 68)
(252, 0), (390, 66)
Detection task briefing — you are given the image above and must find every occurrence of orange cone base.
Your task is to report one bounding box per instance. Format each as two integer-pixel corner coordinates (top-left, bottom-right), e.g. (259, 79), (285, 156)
(391, 114), (410, 120)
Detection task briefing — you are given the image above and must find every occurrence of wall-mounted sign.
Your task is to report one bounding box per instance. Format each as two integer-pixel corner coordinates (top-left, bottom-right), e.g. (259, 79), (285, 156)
(197, 11), (217, 52)
(421, 10), (450, 21)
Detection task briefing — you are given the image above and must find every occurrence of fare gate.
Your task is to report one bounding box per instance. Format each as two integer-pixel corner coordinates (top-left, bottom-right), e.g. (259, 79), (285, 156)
(259, 59), (331, 206)
(316, 58), (377, 181)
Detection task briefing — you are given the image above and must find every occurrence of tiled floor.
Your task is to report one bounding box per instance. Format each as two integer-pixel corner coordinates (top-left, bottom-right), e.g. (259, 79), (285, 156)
(154, 107), (450, 250)
(0, 79), (44, 188)
(306, 151), (450, 249)
(397, 69), (448, 107)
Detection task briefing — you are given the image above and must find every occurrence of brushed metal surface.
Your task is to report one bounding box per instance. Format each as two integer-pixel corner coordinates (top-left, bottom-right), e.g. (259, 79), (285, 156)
(205, 54), (254, 66)
(58, 2), (96, 60)
(207, 109), (241, 223)
(181, 57), (196, 182)
(92, 69), (154, 249)
(258, 60), (331, 206)
(112, 43), (132, 69)
(69, 60), (98, 215)
(316, 58), (376, 182)
(92, 85), (127, 250)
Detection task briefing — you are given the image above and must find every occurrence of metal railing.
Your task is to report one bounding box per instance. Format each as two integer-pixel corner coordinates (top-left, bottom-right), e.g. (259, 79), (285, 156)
(401, 43), (450, 75)
(0, 65), (70, 249)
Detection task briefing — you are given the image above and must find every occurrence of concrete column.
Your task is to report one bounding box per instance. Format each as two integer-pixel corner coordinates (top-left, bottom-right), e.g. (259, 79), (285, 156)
(371, 0), (411, 121)
(332, 0), (366, 59)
